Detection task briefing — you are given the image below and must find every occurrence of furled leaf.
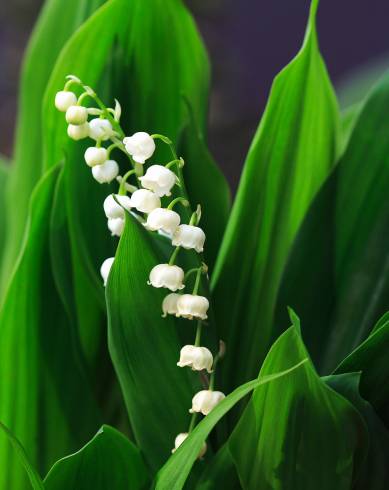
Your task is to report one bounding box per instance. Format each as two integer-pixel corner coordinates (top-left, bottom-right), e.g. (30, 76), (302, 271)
(1, 0), (104, 293)
(179, 103), (231, 270)
(325, 373), (389, 490)
(211, 0), (339, 392)
(44, 425), (149, 490)
(0, 421), (44, 490)
(228, 314), (366, 490)
(155, 360), (308, 490)
(0, 166), (101, 488)
(276, 70), (389, 372)
(106, 213), (200, 471)
(335, 312), (389, 424)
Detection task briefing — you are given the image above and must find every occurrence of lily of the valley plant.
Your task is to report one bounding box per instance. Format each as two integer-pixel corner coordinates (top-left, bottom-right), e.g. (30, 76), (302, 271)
(0, 0), (388, 489)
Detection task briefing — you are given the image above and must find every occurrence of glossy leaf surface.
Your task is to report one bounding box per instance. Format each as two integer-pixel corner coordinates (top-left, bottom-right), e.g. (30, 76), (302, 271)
(211, 0), (339, 390)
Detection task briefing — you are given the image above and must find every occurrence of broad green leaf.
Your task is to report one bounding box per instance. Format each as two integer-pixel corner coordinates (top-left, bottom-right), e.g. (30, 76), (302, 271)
(43, 0), (211, 367)
(229, 315), (366, 490)
(0, 166), (101, 488)
(0, 421), (44, 490)
(325, 373), (389, 490)
(211, 0), (339, 391)
(119, 0), (210, 161)
(276, 70), (389, 372)
(44, 425), (149, 490)
(155, 360), (308, 490)
(179, 104), (231, 270)
(1, 0), (104, 294)
(42, 0), (130, 171)
(106, 213), (199, 471)
(335, 312), (389, 424)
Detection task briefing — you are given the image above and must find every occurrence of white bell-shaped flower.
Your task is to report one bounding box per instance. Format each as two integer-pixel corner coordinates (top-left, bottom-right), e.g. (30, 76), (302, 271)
(189, 390), (225, 416)
(177, 345), (213, 373)
(55, 91), (77, 112)
(129, 189), (160, 213)
(146, 208), (180, 235)
(92, 160), (119, 184)
(172, 225), (206, 253)
(107, 217), (124, 237)
(89, 118), (113, 141)
(67, 123), (89, 140)
(139, 165), (177, 197)
(100, 257), (114, 286)
(172, 433), (207, 459)
(84, 147), (108, 167)
(148, 264), (184, 291)
(123, 132), (155, 164)
(103, 194), (132, 219)
(162, 293), (180, 317)
(65, 105), (88, 125)
(177, 294), (209, 320)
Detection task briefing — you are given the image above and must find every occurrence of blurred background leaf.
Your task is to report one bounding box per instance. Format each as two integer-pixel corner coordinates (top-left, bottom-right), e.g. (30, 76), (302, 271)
(0, 0), (105, 295)
(335, 312), (389, 426)
(325, 373), (389, 490)
(179, 103), (231, 270)
(211, 0), (340, 394)
(0, 166), (101, 488)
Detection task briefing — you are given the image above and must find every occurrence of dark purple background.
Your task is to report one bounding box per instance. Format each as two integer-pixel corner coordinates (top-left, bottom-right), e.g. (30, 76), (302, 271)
(2, 0), (389, 187)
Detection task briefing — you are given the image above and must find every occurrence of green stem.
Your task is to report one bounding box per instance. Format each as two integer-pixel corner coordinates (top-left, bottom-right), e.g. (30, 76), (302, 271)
(165, 159), (181, 169)
(192, 267), (202, 295)
(184, 267), (200, 282)
(119, 169), (137, 195)
(188, 412), (198, 433)
(169, 246), (180, 265)
(194, 321), (202, 347)
(167, 197), (189, 210)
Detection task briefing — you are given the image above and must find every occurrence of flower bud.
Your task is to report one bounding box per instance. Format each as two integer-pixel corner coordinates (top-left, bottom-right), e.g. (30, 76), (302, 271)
(172, 433), (207, 459)
(139, 165), (177, 197)
(146, 208), (180, 235)
(172, 225), (205, 253)
(107, 217), (124, 237)
(177, 294), (209, 320)
(103, 194), (132, 219)
(55, 91), (77, 112)
(148, 264), (184, 291)
(65, 105), (88, 125)
(123, 132), (155, 164)
(100, 257), (114, 286)
(189, 390), (225, 416)
(162, 293), (180, 317)
(84, 147), (108, 167)
(92, 160), (119, 184)
(129, 189), (160, 214)
(67, 123), (89, 140)
(89, 118), (113, 141)
(177, 345), (213, 373)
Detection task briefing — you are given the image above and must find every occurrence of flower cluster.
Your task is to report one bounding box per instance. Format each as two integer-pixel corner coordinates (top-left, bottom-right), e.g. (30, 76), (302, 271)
(55, 75), (226, 461)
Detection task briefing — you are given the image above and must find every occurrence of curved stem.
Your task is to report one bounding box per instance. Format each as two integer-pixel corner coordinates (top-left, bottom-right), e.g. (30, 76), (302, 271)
(169, 246), (181, 266)
(167, 197), (189, 210)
